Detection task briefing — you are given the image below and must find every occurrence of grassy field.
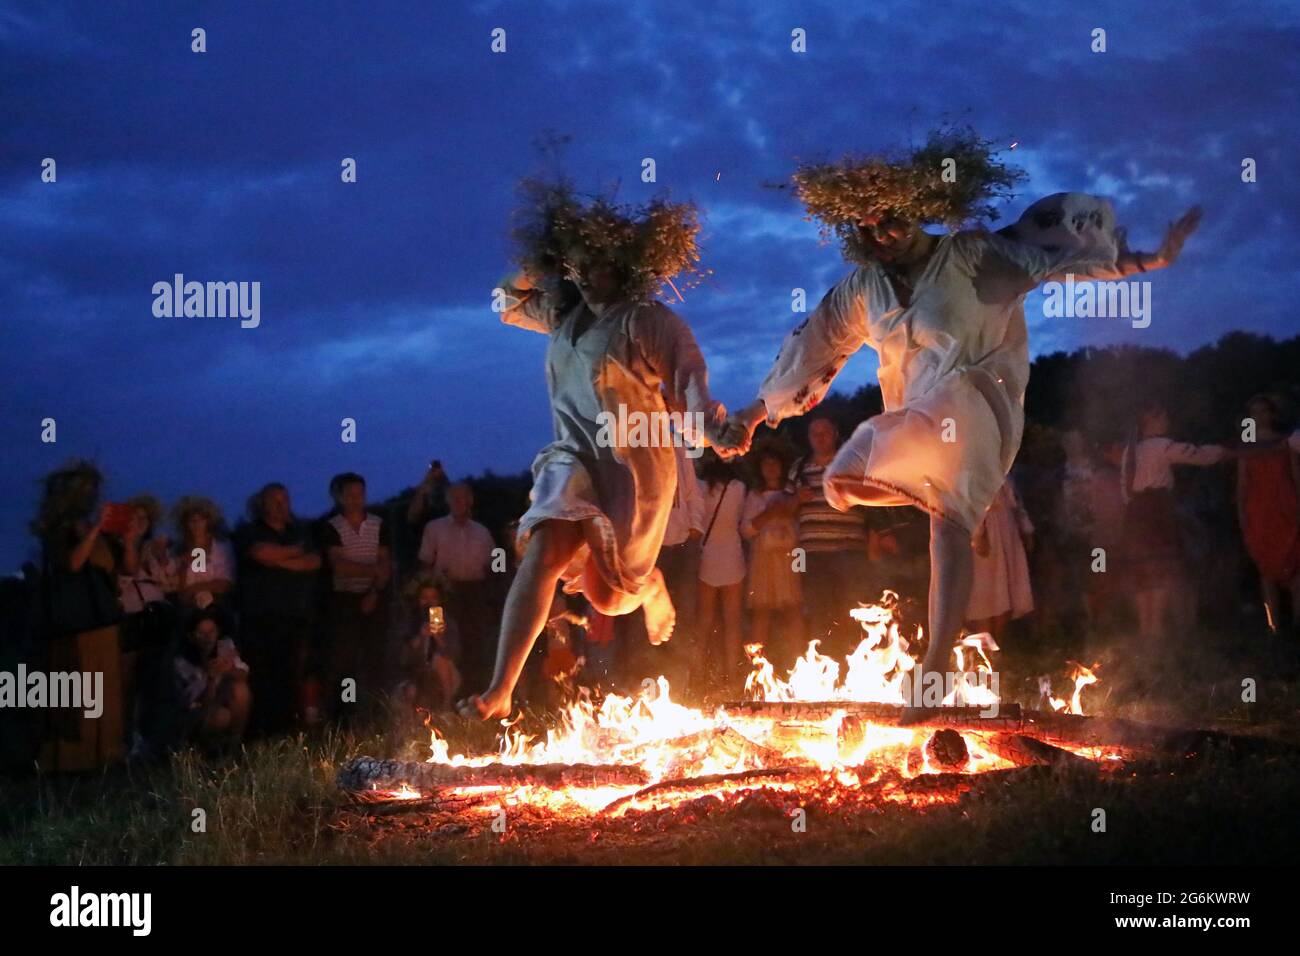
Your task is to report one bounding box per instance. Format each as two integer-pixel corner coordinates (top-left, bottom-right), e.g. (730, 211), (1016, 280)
(3, 627), (1300, 866)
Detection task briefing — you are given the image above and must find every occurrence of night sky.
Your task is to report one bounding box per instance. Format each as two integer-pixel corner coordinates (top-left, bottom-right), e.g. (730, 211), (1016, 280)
(3, 0), (1297, 570)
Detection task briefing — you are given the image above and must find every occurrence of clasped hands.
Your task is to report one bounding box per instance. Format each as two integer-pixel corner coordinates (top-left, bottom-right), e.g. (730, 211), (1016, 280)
(704, 398), (768, 459)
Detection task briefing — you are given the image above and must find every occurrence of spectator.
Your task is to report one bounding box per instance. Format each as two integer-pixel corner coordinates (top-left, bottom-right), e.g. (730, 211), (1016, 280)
(399, 459), (450, 576)
(31, 461), (127, 771)
(418, 482), (497, 693)
(235, 483), (321, 735)
(696, 453), (747, 690)
(1122, 403), (1228, 643)
(789, 416), (871, 655)
(1236, 394), (1300, 635)
(170, 607), (250, 752)
(741, 446), (803, 667)
(966, 478), (1035, 643)
(116, 494), (180, 751)
(395, 572), (461, 712)
(172, 495), (236, 611)
(319, 473), (392, 719)
(1082, 440), (1128, 637)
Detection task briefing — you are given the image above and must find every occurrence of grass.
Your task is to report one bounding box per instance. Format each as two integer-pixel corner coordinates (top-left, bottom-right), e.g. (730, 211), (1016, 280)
(3, 625), (1300, 865)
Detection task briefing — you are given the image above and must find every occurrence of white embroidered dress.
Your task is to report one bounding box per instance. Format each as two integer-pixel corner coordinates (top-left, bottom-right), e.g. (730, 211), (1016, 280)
(501, 282), (722, 601)
(758, 195), (1122, 534)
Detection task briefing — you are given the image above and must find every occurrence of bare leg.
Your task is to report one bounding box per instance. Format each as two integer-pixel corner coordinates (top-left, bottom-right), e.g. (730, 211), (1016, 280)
(457, 520), (583, 720)
(225, 678), (251, 737)
(920, 514), (975, 675)
(697, 582), (718, 686)
(721, 581), (744, 685)
(750, 608), (771, 658)
(780, 606), (805, 662)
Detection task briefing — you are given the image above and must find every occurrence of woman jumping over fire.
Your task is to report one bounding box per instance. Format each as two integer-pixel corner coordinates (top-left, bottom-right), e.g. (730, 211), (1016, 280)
(719, 127), (1202, 701)
(458, 180), (728, 720)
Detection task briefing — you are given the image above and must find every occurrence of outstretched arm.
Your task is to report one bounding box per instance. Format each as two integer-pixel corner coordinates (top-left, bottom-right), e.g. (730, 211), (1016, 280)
(1072, 206), (1203, 280)
(719, 270), (872, 455)
(989, 206), (1202, 287)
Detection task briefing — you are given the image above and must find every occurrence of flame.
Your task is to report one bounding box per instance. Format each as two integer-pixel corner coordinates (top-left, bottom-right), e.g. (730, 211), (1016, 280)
(1043, 662), (1099, 715)
(403, 595), (1103, 821)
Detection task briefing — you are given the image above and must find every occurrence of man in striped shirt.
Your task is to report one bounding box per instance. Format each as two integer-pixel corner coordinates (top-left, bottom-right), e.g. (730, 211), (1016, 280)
(788, 417), (872, 656)
(320, 473), (392, 720)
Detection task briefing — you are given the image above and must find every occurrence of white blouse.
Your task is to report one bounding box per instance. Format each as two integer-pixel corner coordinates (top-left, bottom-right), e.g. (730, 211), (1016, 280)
(698, 479), (747, 587)
(1123, 437), (1226, 498)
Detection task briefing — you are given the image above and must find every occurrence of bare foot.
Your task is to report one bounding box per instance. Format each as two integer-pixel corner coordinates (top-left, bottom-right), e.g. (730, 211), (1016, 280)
(642, 567), (676, 646)
(455, 687), (512, 720)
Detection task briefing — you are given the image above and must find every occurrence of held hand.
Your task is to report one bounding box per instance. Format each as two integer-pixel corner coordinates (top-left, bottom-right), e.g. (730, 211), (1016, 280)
(1156, 206), (1202, 266)
(699, 402), (734, 455)
(714, 399), (767, 457)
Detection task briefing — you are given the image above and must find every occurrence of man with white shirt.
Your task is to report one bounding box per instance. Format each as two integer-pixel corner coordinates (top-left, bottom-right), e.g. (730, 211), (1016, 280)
(418, 483), (497, 691)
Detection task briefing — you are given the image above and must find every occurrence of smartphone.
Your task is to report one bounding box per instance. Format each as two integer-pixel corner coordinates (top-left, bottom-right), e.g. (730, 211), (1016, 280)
(427, 606), (445, 633)
(100, 502), (134, 536)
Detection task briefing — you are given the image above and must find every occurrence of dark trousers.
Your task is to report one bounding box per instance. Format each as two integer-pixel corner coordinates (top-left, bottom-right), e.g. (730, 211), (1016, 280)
(241, 613), (311, 736)
(325, 591), (389, 720)
(447, 579), (497, 694)
(802, 548), (871, 658)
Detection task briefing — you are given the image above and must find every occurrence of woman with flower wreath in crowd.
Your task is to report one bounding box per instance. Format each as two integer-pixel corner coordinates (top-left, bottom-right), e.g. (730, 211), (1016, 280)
(458, 180), (728, 720)
(721, 127), (1202, 702)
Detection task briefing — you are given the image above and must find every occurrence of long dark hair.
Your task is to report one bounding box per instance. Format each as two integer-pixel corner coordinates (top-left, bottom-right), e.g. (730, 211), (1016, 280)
(30, 460), (102, 542)
(749, 448), (790, 491)
(697, 452), (736, 491)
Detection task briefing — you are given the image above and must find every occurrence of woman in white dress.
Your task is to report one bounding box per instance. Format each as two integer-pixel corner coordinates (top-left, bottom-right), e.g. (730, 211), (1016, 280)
(741, 447), (803, 665)
(967, 478), (1034, 641)
(460, 183), (727, 719)
(720, 130), (1202, 688)
(696, 454), (748, 687)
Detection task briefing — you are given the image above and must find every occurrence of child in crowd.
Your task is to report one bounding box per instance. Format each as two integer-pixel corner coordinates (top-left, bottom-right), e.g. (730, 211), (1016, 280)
(395, 573), (462, 712)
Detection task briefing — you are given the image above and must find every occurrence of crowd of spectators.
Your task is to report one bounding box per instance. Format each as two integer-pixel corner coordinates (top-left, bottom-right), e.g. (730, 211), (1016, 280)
(7, 386), (1299, 772)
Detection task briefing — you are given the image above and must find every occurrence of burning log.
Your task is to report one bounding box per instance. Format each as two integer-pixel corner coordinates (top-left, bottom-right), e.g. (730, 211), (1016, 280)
(923, 729), (970, 770)
(337, 756), (652, 795)
(724, 700), (1021, 729)
(623, 724), (809, 771)
(601, 767), (818, 815)
(979, 733), (1096, 770)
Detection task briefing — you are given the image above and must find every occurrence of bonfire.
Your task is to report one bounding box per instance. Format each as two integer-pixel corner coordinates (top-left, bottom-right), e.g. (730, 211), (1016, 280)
(336, 593), (1214, 831)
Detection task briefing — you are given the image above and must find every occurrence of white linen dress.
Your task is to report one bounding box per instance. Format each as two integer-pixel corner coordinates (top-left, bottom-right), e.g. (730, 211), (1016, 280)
(757, 194), (1123, 534)
(501, 281), (723, 603)
(698, 478), (747, 588)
